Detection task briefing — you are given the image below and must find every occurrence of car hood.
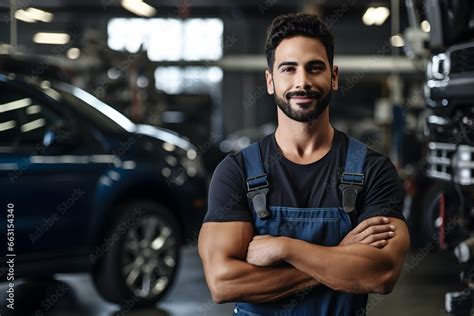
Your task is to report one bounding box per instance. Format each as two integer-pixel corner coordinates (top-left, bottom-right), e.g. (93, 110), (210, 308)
(134, 124), (195, 151)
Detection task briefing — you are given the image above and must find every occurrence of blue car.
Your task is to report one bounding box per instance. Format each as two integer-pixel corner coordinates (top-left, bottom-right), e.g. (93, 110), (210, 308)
(0, 72), (208, 307)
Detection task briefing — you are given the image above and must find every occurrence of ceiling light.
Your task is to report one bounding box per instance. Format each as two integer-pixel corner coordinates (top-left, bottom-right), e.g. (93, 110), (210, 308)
(33, 32), (70, 45)
(26, 8), (54, 23)
(121, 0), (156, 17)
(67, 47), (81, 59)
(15, 8), (53, 23)
(0, 44), (11, 54)
(15, 9), (36, 23)
(362, 7), (390, 26)
(421, 20), (431, 32)
(390, 34), (405, 47)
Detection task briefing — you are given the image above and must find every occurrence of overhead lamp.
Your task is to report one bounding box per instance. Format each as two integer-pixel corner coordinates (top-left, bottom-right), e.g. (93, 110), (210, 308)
(121, 0), (156, 17)
(15, 9), (36, 23)
(390, 34), (405, 47)
(25, 8), (54, 22)
(67, 47), (81, 59)
(421, 20), (431, 32)
(362, 6), (390, 26)
(15, 8), (53, 23)
(33, 32), (70, 45)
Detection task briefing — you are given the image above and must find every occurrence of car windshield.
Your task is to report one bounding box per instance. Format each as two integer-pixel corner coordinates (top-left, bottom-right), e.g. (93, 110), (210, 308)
(54, 82), (135, 133)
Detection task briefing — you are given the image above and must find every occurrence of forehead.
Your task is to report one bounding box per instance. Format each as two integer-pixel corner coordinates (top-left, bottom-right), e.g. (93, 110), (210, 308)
(274, 35), (329, 65)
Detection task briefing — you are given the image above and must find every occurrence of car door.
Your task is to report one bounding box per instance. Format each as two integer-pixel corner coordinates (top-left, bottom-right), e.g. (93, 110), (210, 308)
(0, 80), (112, 263)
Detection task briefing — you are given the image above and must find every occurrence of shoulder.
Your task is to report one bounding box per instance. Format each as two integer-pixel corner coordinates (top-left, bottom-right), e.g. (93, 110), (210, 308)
(210, 135), (270, 187)
(339, 130), (395, 174)
(223, 134), (274, 174)
(364, 147), (397, 177)
(211, 152), (245, 184)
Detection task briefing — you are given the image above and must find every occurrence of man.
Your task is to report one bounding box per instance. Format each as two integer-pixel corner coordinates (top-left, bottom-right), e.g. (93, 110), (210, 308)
(199, 13), (409, 315)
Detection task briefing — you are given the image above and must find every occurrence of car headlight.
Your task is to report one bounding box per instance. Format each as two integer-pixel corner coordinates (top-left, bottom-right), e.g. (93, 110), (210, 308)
(429, 53), (448, 80)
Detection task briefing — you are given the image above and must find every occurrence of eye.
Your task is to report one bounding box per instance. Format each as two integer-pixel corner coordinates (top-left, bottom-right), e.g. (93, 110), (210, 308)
(309, 65), (324, 72)
(281, 67), (295, 73)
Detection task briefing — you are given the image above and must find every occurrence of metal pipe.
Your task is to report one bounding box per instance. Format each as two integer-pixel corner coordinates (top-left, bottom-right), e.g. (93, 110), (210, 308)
(405, 0), (420, 28)
(10, 0), (17, 54)
(391, 0), (400, 58)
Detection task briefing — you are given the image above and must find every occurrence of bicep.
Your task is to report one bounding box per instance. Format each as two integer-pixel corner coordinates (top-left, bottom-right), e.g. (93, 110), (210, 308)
(381, 217), (410, 267)
(198, 221), (255, 263)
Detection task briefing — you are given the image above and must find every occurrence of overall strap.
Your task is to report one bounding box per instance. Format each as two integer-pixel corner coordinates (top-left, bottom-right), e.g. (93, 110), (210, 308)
(339, 137), (367, 224)
(241, 143), (271, 219)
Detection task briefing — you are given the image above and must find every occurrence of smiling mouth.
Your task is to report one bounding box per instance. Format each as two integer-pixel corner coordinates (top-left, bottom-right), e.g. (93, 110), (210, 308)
(290, 96), (317, 106)
(286, 90), (321, 103)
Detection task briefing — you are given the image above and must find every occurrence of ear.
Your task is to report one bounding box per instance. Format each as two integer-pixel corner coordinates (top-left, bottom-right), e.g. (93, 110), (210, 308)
(265, 69), (274, 95)
(331, 65), (339, 91)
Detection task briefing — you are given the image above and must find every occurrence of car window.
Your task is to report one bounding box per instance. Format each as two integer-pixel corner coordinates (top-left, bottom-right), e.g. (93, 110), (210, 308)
(59, 87), (129, 133)
(0, 83), (63, 153)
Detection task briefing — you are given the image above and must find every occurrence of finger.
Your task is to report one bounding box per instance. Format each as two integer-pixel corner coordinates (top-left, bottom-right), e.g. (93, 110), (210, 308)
(369, 240), (387, 248)
(361, 231), (395, 244)
(252, 235), (267, 241)
(357, 224), (396, 240)
(351, 217), (390, 234)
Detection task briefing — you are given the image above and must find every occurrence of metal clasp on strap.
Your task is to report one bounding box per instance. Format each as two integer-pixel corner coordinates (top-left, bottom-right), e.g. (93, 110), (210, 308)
(241, 143), (271, 220)
(247, 189), (271, 219)
(246, 174), (271, 220)
(339, 172), (365, 215)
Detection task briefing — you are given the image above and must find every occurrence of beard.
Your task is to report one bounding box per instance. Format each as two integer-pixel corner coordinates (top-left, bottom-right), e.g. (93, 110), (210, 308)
(274, 89), (332, 123)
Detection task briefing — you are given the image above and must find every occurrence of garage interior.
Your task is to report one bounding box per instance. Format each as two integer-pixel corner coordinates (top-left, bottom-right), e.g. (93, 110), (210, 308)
(0, 0), (473, 315)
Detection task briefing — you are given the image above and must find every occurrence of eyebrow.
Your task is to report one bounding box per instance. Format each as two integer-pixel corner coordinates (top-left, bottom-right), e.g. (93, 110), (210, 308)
(307, 60), (326, 67)
(277, 59), (327, 69)
(277, 61), (297, 69)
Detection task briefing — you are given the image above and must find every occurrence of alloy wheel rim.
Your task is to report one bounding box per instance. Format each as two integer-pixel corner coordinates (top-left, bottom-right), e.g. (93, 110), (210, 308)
(121, 214), (178, 298)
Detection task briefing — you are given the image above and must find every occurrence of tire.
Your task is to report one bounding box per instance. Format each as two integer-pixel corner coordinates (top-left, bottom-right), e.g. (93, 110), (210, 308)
(420, 182), (461, 249)
(92, 200), (181, 307)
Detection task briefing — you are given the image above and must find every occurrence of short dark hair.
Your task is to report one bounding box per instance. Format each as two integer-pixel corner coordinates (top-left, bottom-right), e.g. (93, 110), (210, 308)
(265, 13), (335, 70)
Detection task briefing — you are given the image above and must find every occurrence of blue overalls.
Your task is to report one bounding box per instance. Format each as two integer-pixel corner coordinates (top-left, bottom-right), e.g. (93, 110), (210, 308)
(234, 137), (369, 316)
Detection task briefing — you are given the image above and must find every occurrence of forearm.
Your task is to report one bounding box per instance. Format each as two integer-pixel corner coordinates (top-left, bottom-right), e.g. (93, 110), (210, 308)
(283, 238), (397, 294)
(204, 258), (319, 304)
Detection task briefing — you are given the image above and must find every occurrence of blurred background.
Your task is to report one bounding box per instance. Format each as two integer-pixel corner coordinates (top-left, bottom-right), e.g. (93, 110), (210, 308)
(0, 0), (473, 315)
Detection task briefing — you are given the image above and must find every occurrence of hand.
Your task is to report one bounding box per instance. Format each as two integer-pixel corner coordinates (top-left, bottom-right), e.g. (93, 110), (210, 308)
(339, 216), (396, 249)
(246, 235), (286, 267)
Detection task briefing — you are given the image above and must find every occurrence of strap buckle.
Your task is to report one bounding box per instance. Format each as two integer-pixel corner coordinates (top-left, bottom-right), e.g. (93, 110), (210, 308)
(341, 172), (365, 186)
(246, 174), (269, 192)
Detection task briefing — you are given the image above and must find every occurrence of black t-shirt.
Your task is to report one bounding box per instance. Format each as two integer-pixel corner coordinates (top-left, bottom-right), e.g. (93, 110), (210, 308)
(204, 129), (405, 224)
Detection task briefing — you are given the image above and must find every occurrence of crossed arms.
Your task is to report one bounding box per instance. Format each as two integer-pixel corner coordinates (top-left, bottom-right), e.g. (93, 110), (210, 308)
(198, 216), (410, 304)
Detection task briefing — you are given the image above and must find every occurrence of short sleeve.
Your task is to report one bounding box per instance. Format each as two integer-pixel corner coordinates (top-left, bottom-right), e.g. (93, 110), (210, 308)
(203, 154), (253, 222)
(357, 156), (405, 224)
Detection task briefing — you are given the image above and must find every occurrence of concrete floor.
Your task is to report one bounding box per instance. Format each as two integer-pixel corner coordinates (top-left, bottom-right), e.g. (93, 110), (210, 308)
(0, 246), (468, 316)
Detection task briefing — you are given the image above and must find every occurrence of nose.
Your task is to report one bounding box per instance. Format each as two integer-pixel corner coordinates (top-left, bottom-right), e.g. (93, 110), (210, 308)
(294, 69), (312, 90)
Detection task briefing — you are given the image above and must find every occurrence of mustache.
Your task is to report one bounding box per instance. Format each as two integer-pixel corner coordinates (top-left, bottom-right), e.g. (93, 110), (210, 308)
(286, 90), (322, 99)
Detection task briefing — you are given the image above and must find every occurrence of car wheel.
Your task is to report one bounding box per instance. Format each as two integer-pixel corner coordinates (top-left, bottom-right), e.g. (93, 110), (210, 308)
(421, 182), (461, 249)
(92, 200), (181, 307)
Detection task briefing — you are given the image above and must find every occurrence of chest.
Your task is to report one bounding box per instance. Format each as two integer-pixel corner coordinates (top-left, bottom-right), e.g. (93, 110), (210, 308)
(265, 158), (344, 208)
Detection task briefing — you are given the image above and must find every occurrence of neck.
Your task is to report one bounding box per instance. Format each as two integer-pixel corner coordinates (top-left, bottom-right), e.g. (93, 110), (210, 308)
(274, 107), (334, 164)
